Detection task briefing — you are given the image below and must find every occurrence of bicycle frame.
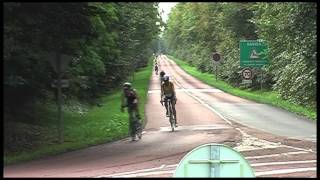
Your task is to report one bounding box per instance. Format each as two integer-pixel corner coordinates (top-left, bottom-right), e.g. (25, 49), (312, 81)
(129, 108), (142, 140)
(167, 98), (176, 132)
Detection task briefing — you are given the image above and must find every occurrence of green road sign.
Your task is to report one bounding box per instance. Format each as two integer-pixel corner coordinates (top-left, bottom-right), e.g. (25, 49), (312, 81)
(240, 40), (268, 68)
(173, 144), (255, 177)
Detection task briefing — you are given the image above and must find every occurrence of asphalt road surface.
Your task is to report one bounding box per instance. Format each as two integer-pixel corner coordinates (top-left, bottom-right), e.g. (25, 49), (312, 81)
(4, 55), (316, 178)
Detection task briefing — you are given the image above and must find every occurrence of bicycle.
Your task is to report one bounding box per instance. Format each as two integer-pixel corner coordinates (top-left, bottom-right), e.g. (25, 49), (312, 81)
(128, 108), (142, 140)
(155, 66), (159, 75)
(161, 98), (177, 132)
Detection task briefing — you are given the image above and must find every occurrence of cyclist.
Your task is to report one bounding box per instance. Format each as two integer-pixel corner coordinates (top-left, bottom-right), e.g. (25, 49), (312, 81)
(155, 63), (159, 75)
(154, 56), (158, 64)
(160, 75), (178, 127)
(159, 70), (166, 85)
(121, 82), (142, 141)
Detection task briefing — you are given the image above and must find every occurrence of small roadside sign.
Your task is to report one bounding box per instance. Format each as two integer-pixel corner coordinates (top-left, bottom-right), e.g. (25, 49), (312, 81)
(241, 80), (253, 84)
(47, 52), (73, 74)
(212, 52), (222, 64)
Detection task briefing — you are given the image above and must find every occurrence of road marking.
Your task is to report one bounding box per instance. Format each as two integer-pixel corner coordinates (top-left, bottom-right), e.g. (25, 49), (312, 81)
(278, 144), (315, 153)
(102, 166), (318, 177)
(111, 170), (174, 177)
(159, 124), (231, 132)
(255, 167), (317, 176)
(233, 127), (315, 153)
(251, 160), (316, 167)
(167, 66), (233, 125)
(97, 163), (178, 177)
(166, 164), (178, 168)
(245, 151), (310, 159)
(148, 89), (222, 94)
(234, 127), (283, 151)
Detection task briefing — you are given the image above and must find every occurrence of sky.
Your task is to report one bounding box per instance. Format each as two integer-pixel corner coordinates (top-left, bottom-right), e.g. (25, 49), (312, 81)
(158, 2), (178, 23)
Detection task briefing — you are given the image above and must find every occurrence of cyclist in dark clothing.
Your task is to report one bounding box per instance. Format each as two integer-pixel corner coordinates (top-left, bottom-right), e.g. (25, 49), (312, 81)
(155, 63), (159, 75)
(121, 82), (142, 141)
(159, 70), (166, 85)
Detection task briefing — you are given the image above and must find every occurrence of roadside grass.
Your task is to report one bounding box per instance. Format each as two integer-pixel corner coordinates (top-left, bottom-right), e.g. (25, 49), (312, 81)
(168, 55), (316, 121)
(4, 58), (153, 165)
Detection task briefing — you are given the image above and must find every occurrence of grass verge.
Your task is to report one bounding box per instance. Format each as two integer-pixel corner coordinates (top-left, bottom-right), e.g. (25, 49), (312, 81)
(168, 55), (316, 121)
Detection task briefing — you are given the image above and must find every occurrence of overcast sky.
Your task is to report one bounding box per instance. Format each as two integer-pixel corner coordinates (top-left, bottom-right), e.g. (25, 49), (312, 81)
(158, 2), (178, 23)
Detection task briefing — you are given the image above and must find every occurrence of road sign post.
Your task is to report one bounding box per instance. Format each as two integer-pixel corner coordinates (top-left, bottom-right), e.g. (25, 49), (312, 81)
(47, 52), (72, 143)
(212, 52), (222, 81)
(57, 54), (63, 143)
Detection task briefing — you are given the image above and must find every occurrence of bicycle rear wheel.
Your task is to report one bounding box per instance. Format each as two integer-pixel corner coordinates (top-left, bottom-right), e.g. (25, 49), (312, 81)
(132, 111), (142, 140)
(168, 100), (175, 132)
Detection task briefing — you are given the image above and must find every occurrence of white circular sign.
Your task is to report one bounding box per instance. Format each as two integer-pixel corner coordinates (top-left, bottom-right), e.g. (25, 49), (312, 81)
(242, 68), (253, 80)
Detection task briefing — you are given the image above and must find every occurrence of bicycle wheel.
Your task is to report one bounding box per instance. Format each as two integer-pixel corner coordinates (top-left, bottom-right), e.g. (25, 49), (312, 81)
(172, 100), (177, 127)
(168, 100), (174, 132)
(136, 123), (142, 139)
(130, 111), (141, 140)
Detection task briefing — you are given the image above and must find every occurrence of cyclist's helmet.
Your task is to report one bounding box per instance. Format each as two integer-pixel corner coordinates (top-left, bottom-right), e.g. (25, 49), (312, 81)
(163, 75), (169, 82)
(123, 82), (132, 90)
(160, 71), (165, 77)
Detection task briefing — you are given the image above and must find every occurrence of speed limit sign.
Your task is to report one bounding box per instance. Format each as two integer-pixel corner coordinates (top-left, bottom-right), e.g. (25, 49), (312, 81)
(242, 68), (253, 80)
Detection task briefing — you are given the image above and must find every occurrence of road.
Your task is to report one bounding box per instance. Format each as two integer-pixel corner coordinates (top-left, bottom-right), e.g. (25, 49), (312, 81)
(161, 56), (316, 142)
(4, 55), (316, 177)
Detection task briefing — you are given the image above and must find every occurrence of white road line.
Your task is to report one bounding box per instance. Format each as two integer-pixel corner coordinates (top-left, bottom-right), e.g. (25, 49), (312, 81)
(111, 170), (175, 177)
(159, 125), (231, 132)
(97, 165), (165, 177)
(255, 167), (317, 176)
(278, 144), (315, 153)
(148, 89), (222, 93)
(238, 147), (279, 152)
(251, 160), (317, 167)
(168, 64), (233, 125)
(97, 163), (177, 177)
(245, 151), (310, 159)
(166, 164), (178, 168)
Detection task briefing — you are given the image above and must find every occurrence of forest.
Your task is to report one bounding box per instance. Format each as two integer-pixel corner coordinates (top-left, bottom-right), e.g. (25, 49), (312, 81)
(4, 2), (162, 154)
(163, 2), (316, 108)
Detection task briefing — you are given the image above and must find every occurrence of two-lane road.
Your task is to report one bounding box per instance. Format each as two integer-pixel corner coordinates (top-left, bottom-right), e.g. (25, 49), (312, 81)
(159, 55), (316, 142)
(4, 55), (316, 177)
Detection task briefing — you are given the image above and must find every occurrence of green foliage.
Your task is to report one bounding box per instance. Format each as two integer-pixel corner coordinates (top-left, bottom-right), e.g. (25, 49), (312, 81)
(4, 2), (162, 155)
(4, 2), (161, 107)
(250, 2), (316, 106)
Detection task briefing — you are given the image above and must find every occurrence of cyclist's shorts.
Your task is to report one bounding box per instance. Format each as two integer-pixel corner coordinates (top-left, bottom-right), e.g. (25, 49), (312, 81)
(164, 94), (175, 101)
